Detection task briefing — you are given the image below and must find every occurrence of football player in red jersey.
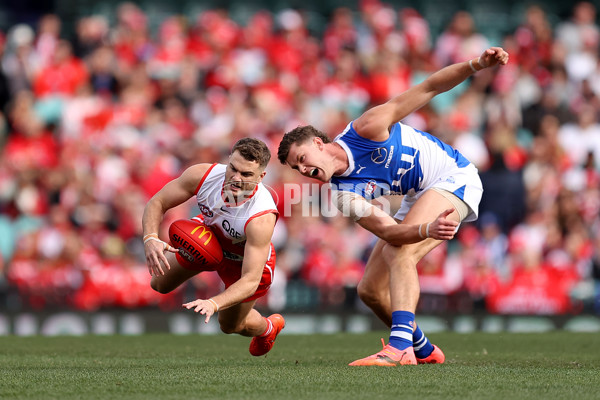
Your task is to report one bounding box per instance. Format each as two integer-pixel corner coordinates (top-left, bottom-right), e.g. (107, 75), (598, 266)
(142, 138), (284, 356)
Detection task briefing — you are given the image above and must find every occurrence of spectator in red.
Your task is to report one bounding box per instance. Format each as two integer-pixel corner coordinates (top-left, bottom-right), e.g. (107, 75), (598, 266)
(4, 92), (58, 172)
(323, 8), (358, 61)
(32, 40), (88, 98)
(112, 2), (153, 69)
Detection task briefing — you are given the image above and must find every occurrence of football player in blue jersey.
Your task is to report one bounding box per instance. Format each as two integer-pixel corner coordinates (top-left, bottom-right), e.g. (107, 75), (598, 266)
(278, 47), (509, 366)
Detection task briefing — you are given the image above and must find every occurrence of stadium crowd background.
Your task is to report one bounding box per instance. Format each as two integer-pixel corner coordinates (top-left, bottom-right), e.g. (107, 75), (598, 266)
(0, 0), (599, 317)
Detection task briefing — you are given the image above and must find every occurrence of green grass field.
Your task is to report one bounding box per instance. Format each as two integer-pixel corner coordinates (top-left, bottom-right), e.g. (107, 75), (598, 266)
(2, 331), (599, 400)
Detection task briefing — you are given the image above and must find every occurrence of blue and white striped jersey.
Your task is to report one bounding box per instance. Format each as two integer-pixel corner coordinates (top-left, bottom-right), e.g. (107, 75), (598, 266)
(330, 120), (482, 222)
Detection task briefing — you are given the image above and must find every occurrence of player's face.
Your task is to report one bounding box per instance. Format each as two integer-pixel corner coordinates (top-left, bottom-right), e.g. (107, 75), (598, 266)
(285, 138), (331, 182)
(224, 151), (266, 201)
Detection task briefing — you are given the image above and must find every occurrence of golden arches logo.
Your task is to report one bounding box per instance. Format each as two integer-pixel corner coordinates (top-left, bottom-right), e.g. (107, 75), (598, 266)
(190, 225), (213, 246)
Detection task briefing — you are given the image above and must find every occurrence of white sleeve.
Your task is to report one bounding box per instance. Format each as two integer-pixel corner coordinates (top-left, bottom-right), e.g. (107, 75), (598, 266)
(331, 190), (374, 221)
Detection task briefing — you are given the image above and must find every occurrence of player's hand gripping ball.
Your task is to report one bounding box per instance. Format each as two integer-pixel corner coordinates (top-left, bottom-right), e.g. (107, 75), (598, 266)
(169, 219), (223, 267)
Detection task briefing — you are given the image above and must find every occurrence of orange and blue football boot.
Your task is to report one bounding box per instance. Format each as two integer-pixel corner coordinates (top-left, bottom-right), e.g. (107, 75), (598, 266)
(416, 344), (445, 364)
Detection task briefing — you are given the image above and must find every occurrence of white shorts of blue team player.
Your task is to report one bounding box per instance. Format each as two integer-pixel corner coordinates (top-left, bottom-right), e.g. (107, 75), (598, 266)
(394, 163), (482, 224)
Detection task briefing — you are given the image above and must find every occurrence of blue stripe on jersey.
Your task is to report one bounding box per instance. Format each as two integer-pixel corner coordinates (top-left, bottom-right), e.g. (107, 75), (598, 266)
(413, 128), (470, 168)
(453, 185), (466, 199)
(330, 121), (471, 199)
(397, 146), (422, 194)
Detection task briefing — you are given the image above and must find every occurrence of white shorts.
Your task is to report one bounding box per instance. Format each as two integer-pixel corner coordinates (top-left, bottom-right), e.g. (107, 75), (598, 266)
(393, 164), (483, 223)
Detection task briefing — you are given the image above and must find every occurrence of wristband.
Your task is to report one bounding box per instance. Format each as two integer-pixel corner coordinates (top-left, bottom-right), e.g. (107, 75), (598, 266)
(207, 298), (219, 312)
(144, 235), (176, 251)
(143, 233), (159, 244)
(418, 224), (425, 239)
(469, 59), (478, 73)
(425, 222), (431, 238)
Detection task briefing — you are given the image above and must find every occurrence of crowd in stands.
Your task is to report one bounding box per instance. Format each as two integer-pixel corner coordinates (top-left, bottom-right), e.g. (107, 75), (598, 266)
(0, 1), (599, 315)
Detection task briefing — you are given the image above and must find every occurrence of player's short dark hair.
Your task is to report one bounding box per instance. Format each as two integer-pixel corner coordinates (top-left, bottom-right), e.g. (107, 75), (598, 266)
(231, 138), (271, 169)
(277, 125), (332, 164)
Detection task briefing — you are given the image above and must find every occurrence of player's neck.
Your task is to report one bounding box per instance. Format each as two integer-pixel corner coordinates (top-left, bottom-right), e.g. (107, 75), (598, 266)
(329, 142), (350, 176)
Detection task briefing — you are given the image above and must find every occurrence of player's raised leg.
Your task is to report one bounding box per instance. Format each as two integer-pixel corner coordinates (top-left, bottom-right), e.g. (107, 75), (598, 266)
(150, 252), (200, 294)
(413, 324), (445, 364)
(357, 236), (445, 363)
(248, 313), (285, 356)
(214, 299), (285, 356)
(217, 300), (264, 336)
(387, 190), (459, 361)
(350, 189), (460, 366)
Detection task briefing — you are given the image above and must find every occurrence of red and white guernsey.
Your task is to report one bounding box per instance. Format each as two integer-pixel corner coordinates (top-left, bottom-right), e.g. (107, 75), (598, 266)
(193, 163), (278, 263)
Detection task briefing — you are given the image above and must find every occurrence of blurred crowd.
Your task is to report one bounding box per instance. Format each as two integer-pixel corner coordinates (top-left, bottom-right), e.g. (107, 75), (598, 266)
(0, 0), (599, 315)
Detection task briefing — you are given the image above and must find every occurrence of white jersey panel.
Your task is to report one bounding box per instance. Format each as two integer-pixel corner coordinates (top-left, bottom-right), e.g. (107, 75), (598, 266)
(195, 164), (278, 259)
(331, 121), (483, 222)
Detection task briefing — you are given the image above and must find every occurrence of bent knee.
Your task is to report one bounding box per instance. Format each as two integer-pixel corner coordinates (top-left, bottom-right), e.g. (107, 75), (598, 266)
(150, 278), (173, 295)
(357, 280), (385, 306)
(219, 322), (242, 335)
(381, 243), (419, 265)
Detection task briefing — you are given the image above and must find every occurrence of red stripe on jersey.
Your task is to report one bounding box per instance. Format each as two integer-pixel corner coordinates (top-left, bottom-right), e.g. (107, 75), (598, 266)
(191, 215), (204, 223)
(194, 163), (218, 195)
(244, 209), (279, 234)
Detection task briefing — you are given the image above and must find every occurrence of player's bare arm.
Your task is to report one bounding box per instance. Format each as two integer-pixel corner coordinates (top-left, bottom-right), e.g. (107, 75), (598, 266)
(353, 46), (509, 141)
(183, 212), (276, 322)
(334, 190), (457, 245)
(142, 163), (211, 276)
(359, 206), (458, 246)
(212, 213), (276, 307)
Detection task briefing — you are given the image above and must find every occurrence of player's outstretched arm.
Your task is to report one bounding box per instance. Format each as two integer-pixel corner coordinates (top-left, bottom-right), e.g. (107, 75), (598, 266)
(183, 298), (220, 324)
(142, 164), (211, 276)
(184, 213), (277, 322)
(353, 46), (509, 141)
(333, 191), (458, 244)
(357, 204), (458, 245)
